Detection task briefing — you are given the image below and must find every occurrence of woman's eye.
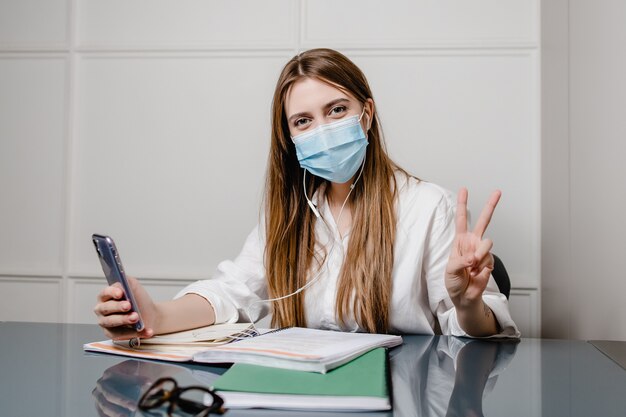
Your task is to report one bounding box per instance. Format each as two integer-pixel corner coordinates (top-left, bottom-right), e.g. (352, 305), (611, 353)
(330, 106), (347, 116)
(294, 118), (310, 127)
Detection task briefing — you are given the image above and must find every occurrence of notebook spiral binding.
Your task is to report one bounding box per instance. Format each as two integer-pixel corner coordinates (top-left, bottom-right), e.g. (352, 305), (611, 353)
(226, 326), (290, 343)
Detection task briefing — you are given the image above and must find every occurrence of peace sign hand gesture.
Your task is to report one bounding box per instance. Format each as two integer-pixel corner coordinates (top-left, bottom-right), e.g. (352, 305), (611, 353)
(445, 188), (501, 336)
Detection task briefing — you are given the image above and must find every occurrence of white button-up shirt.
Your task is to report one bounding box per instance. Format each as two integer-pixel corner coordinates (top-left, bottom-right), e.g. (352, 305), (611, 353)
(176, 174), (520, 337)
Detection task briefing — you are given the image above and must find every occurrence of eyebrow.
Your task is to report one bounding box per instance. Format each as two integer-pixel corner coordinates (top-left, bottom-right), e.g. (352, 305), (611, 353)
(287, 98), (351, 123)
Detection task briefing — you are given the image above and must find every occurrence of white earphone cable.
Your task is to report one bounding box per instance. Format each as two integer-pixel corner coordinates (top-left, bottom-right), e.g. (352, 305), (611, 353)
(243, 108), (369, 333)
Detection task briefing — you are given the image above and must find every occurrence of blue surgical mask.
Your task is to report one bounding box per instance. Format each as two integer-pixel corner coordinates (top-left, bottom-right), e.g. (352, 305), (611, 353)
(292, 110), (368, 183)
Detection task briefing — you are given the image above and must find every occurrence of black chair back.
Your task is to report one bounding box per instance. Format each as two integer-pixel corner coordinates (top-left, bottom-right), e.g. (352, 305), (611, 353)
(492, 254), (511, 299)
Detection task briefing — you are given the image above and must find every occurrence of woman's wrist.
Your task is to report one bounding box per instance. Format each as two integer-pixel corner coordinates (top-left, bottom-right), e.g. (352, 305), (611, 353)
(455, 299), (499, 337)
(150, 301), (167, 335)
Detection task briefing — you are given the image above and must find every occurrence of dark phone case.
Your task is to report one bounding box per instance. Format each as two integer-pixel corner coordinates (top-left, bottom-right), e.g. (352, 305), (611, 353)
(92, 234), (145, 331)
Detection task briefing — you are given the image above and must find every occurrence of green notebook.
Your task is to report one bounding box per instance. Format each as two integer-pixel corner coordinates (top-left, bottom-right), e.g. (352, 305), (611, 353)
(212, 347), (391, 411)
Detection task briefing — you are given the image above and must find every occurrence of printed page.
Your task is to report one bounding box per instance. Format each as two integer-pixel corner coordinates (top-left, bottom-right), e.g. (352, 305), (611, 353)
(198, 327), (402, 361)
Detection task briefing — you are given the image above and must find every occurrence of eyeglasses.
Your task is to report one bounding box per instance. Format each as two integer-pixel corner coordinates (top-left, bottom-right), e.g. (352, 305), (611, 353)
(138, 377), (225, 416)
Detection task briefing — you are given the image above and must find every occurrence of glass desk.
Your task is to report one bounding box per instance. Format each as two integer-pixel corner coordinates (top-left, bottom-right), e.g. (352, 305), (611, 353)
(0, 322), (624, 417)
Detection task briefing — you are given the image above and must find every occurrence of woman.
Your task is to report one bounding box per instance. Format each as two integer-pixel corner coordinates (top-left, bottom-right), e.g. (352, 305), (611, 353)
(94, 48), (519, 339)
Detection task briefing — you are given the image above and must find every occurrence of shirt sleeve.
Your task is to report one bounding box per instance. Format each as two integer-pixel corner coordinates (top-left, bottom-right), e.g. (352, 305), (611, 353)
(173, 224), (269, 324)
(423, 193), (521, 338)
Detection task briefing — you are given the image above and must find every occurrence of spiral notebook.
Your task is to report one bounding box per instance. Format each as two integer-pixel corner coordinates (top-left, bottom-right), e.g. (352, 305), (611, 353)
(193, 327), (402, 373)
(84, 326), (402, 373)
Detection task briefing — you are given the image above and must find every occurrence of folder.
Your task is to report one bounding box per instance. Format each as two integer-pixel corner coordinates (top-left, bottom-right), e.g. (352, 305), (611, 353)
(212, 347), (391, 411)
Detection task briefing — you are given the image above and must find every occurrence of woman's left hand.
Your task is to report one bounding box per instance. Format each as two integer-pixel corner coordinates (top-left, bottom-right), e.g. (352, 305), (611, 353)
(445, 188), (501, 309)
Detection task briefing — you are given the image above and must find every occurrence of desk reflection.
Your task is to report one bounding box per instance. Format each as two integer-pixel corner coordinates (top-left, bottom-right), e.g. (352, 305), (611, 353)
(93, 360), (229, 417)
(92, 360), (175, 417)
(93, 336), (517, 417)
(391, 336), (518, 417)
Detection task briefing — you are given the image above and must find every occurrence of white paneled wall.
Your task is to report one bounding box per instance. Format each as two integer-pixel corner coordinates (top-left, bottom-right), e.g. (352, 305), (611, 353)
(0, 57), (67, 274)
(541, 0), (626, 341)
(0, 277), (63, 322)
(0, 0), (68, 49)
(303, 0), (537, 47)
(76, 0), (296, 49)
(0, 0), (540, 337)
(352, 51), (539, 290)
(70, 54), (286, 278)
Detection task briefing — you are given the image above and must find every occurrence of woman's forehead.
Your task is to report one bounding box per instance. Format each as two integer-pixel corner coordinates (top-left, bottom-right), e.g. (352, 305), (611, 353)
(285, 77), (356, 115)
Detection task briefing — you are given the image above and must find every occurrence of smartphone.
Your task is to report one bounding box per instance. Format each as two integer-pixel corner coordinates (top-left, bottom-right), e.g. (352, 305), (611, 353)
(92, 234), (144, 331)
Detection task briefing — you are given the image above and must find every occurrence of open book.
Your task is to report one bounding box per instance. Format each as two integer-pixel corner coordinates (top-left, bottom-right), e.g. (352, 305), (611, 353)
(84, 326), (403, 373)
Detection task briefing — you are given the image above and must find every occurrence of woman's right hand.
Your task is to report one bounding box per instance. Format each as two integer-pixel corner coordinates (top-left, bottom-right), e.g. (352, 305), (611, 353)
(94, 277), (159, 340)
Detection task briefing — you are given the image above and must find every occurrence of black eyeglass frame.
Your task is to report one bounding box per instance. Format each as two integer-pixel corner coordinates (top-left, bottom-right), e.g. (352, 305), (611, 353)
(138, 376), (225, 416)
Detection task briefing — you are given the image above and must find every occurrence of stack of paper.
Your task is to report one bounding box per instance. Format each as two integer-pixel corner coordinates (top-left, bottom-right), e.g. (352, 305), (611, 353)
(212, 347), (391, 411)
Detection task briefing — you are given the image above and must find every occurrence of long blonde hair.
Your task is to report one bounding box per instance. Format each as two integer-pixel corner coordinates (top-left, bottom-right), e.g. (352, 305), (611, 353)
(264, 48), (406, 333)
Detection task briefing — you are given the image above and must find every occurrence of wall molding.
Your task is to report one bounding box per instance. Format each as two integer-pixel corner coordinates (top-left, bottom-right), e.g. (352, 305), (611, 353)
(0, 270), (63, 278)
(68, 43), (540, 54)
(302, 41), (539, 51)
(0, 53), (68, 59)
(0, 276), (62, 283)
(0, 44), (68, 52)
(0, 44), (539, 55)
(29, 46), (541, 55)
(75, 51), (296, 60)
(510, 288), (540, 338)
(73, 44), (299, 53)
(67, 273), (203, 282)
